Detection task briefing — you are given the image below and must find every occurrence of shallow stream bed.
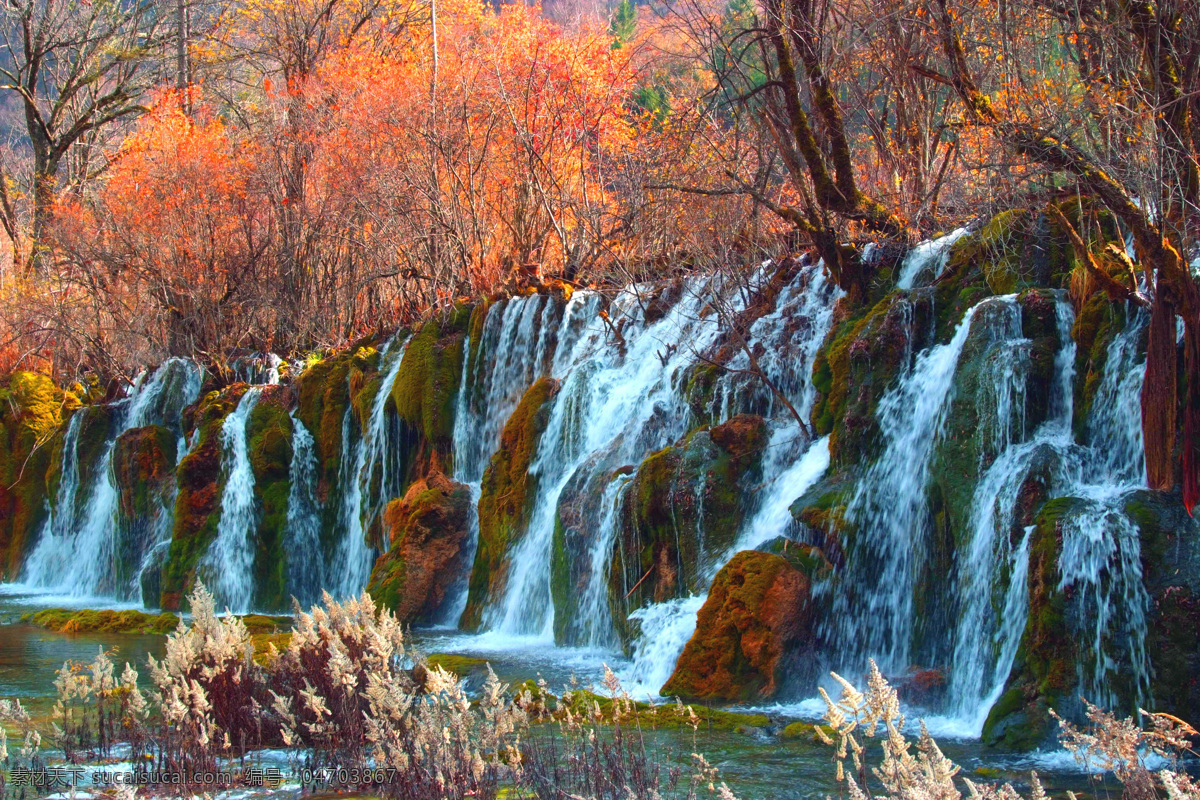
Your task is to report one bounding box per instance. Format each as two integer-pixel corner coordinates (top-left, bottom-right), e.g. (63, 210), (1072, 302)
(0, 587), (1142, 799)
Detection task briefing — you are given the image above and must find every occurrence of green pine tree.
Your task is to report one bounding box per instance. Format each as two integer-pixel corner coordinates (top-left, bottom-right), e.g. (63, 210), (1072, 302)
(608, 0), (637, 49)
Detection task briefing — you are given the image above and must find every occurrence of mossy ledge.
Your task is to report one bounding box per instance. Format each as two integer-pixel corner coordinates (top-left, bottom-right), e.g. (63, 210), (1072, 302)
(22, 608), (180, 635)
(367, 471), (472, 624)
(0, 371), (69, 576)
(608, 414), (769, 645)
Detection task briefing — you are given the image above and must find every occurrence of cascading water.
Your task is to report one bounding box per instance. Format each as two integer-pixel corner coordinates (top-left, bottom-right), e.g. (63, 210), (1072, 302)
(329, 336), (411, 600)
(199, 387), (263, 612)
(484, 283), (727, 639)
(573, 474), (634, 649)
(829, 296), (1011, 674)
(440, 295), (577, 626)
(284, 414), (324, 606)
(942, 297), (1074, 730)
(22, 359), (202, 600)
(9, 230), (1166, 735)
(895, 228), (970, 290)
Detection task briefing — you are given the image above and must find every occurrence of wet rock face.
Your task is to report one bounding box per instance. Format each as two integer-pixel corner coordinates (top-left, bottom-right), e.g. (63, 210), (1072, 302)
(112, 425), (178, 596)
(811, 292), (935, 469)
(245, 385), (295, 611)
(461, 376), (559, 631)
(982, 499), (1072, 749)
(368, 471), (472, 625)
(0, 372), (67, 575)
(662, 550), (811, 702)
(160, 385), (249, 611)
(1124, 489), (1200, 719)
(609, 414), (768, 644)
(550, 444), (630, 647)
(390, 308), (470, 466)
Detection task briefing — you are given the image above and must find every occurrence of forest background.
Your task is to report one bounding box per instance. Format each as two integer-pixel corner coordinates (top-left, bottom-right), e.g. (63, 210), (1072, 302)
(0, 0), (1197, 499)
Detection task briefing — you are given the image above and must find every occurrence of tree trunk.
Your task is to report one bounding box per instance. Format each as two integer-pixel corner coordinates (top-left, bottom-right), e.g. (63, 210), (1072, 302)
(1142, 286), (1178, 491)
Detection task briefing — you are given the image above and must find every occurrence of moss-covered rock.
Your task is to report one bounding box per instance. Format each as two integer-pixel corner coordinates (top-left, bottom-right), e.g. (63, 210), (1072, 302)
(931, 298), (1031, 548)
(68, 404), (118, 506)
(1018, 288), (1065, 430)
(1123, 490), (1200, 720)
(940, 209), (1061, 299)
(390, 308), (471, 467)
(608, 415), (768, 644)
(23, 607), (180, 635)
(811, 293), (935, 468)
(348, 346), (384, 433)
(0, 371), (67, 575)
(246, 386), (295, 611)
(788, 473), (854, 570)
(1070, 293), (1128, 438)
(367, 471), (472, 624)
(982, 497), (1081, 750)
(461, 377), (559, 630)
(550, 444), (629, 645)
(159, 385), (248, 610)
(112, 425), (178, 597)
(294, 352), (354, 505)
(662, 550), (812, 701)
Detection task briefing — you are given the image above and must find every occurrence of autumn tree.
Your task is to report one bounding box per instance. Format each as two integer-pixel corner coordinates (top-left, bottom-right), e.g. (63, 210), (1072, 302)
(926, 0), (1200, 509)
(51, 95), (273, 366)
(0, 0), (177, 274)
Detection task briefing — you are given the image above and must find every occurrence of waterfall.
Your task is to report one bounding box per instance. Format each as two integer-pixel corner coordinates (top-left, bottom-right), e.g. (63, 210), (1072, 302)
(7, 241), (1165, 728)
(284, 414), (324, 606)
(733, 434), (831, 557)
(199, 387), (263, 612)
(1057, 506), (1151, 710)
(936, 299), (1152, 731)
(471, 261), (840, 664)
(895, 228), (970, 290)
(438, 295), (575, 626)
(830, 296), (1011, 673)
(22, 359), (202, 600)
(943, 297), (1073, 729)
(623, 595), (708, 698)
(575, 473), (633, 649)
(482, 278), (740, 640)
(330, 336), (410, 600)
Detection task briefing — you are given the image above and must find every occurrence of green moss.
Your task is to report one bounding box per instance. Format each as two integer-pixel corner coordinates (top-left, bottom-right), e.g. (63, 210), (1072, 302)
(23, 608), (180, 635)
(240, 614), (291, 634)
(250, 632), (293, 665)
(367, 474), (471, 624)
(811, 294), (926, 468)
(0, 372), (66, 575)
(159, 386), (248, 610)
(558, 688), (771, 733)
(245, 387), (295, 611)
(662, 550), (810, 701)
(1071, 293), (1125, 437)
(609, 415), (768, 645)
(781, 721), (831, 741)
(466, 300), (492, 384)
(295, 353), (354, 503)
(348, 346), (384, 432)
(425, 653), (488, 676)
(982, 497), (1080, 750)
(461, 377), (559, 630)
(682, 363), (723, 426)
(390, 311), (470, 458)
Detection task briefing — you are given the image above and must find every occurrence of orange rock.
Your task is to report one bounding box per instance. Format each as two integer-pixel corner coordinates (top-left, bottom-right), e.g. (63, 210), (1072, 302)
(367, 471), (472, 624)
(662, 550), (812, 701)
